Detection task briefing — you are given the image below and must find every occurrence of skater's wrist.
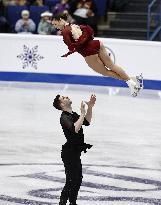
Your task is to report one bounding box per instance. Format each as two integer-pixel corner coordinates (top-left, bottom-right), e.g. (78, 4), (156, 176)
(80, 113), (85, 117)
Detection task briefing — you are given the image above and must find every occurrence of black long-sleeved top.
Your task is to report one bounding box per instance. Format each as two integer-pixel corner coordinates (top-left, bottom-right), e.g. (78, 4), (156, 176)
(60, 111), (91, 151)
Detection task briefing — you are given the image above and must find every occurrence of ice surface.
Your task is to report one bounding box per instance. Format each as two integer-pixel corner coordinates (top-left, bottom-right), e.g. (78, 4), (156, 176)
(0, 81), (161, 205)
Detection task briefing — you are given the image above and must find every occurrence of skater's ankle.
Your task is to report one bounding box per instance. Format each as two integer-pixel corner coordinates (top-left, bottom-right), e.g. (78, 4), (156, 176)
(126, 79), (136, 87)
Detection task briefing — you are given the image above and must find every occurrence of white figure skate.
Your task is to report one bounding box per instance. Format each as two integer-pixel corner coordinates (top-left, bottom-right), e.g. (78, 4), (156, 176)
(131, 73), (144, 97)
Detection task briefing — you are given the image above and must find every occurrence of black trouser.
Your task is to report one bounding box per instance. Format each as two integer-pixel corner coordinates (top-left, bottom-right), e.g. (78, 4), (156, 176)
(59, 146), (83, 205)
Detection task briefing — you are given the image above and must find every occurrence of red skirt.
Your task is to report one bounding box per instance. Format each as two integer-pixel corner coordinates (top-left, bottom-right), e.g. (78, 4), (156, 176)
(77, 40), (100, 57)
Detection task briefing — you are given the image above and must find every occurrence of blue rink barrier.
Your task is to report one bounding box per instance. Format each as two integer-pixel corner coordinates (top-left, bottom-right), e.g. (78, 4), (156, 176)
(0, 71), (161, 90)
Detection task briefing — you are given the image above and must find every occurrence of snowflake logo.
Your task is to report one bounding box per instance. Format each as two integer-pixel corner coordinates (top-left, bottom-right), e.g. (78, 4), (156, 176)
(17, 45), (44, 69)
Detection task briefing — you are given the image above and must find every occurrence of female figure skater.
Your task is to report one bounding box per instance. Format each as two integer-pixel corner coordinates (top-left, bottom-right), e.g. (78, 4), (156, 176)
(52, 13), (143, 97)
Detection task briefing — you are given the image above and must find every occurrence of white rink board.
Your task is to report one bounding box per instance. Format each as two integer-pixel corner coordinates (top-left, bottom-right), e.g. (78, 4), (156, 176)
(0, 34), (161, 80)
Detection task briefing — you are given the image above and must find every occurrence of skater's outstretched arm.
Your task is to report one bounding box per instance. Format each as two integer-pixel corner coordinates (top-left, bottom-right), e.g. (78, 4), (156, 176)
(62, 28), (77, 52)
(84, 94), (96, 124)
(74, 101), (86, 133)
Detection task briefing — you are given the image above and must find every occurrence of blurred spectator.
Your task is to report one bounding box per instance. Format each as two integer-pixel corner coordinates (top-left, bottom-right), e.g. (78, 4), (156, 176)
(18, 0), (27, 5)
(3, 0), (11, 5)
(51, 0), (69, 15)
(25, 0), (34, 6)
(15, 10), (36, 33)
(37, 11), (57, 34)
(26, 0), (44, 6)
(69, 0), (98, 35)
(5, 0), (27, 5)
(0, 0), (10, 32)
(52, 0), (74, 23)
(5, 0), (17, 5)
(32, 0), (43, 6)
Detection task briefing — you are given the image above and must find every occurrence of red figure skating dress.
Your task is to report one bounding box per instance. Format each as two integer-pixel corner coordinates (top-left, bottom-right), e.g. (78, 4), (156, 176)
(61, 24), (100, 57)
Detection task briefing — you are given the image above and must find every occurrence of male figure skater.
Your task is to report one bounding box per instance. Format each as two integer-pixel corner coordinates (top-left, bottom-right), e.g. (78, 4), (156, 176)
(53, 94), (96, 205)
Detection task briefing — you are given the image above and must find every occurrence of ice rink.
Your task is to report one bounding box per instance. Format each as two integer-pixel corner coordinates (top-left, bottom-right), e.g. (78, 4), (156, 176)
(0, 81), (161, 205)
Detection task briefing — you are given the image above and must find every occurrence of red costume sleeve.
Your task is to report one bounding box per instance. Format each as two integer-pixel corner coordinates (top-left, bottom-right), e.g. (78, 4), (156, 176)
(74, 25), (94, 50)
(62, 27), (77, 52)
(61, 25), (94, 57)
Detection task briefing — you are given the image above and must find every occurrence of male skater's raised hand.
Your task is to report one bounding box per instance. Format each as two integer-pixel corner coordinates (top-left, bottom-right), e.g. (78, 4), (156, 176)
(85, 94), (96, 108)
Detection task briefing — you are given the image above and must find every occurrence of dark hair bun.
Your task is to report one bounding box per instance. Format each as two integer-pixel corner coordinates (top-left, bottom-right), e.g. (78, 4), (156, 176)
(53, 13), (68, 21)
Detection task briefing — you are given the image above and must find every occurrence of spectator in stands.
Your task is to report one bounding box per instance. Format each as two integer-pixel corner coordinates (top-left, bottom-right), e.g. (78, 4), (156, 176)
(4, 0), (27, 5)
(0, 0), (9, 32)
(51, 0), (69, 15)
(51, 0), (75, 23)
(26, 0), (34, 6)
(4, 0), (13, 5)
(5, 0), (16, 5)
(38, 11), (57, 34)
(26, 0), (44, 6)
(69, 0), (98, 35)
(32, 0), (43, 6)
(18, 0), (27, 5)
(15, 10), (36, 34)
